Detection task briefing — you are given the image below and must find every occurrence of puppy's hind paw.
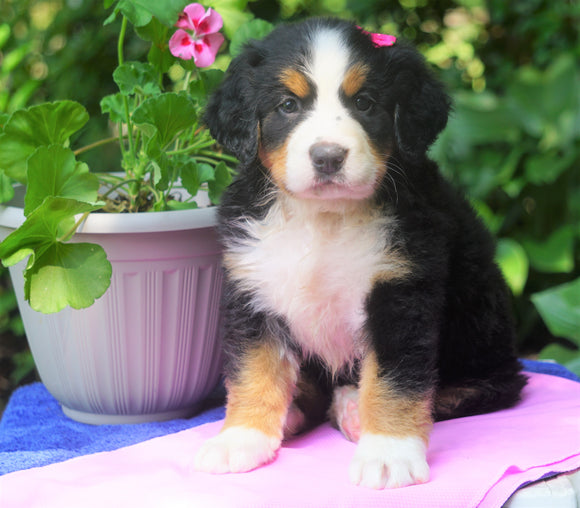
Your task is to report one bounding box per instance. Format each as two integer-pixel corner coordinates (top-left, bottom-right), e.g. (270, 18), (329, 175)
(329, 385), (361, 443)
(349, 434), (429, 489)
(194, 426), (281, 474)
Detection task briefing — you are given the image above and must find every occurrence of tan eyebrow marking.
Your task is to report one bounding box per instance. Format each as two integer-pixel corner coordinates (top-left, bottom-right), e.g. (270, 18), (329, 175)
(342, 63), (370, 97)
(280, 68), (311, 98)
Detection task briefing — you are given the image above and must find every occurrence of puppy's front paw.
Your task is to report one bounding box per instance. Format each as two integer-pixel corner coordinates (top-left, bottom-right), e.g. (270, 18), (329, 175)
(349, 434), (429, 489)
(194, 426), (281, 474)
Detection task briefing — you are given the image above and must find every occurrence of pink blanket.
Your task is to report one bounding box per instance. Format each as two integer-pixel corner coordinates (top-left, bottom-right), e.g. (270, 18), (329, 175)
(2, 372), (579, 507)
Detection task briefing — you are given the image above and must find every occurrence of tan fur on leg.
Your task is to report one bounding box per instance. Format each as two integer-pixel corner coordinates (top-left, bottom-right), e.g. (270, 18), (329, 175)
(223, 340), (298, 439)
(359, 350), (433, 442)
(194, 340), (298, 474)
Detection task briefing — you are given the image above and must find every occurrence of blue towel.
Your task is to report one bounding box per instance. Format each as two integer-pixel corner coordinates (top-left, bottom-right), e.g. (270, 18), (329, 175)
(0, 383), (225, 475)
(0, 359), (577, 476)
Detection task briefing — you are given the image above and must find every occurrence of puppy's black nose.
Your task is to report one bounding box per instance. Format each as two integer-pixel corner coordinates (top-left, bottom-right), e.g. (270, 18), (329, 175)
(309, 143), (348, 175)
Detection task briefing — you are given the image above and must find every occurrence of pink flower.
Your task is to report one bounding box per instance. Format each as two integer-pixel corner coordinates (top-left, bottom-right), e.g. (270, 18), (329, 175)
(169, 3), (224, 67)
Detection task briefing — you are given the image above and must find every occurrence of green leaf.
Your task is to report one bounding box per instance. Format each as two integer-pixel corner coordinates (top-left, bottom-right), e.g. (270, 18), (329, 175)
(113, 61), (161, 96)
(134, 16), (169, 44)
(0, 101), (89, 183)
(26, 242), (111, 313)
(204, 0), (253, 39)
(100, 93), (129, 124)
(446, 91), (521, 146)
(524, 149), (576, 186)
(0, 23), (10, 50)
(0, 197), (103, 268)
(208, 161), (232, 204)
(133, 93), (197, 147)
(24, 145), (100, 216)
(0, 171), (15, 204)
(495, 238), (529, 296)
(198, 162), (216, 183)
(112, 0), (153, 27)
(506, 54), (580, 146)
(114, 0), (187, 27)
(472, 200), (502, 235)
(522, 226), (576, 274)
(532, 278), (580, 342)
(180, 161), (201, 197)
(10, 351), (36, 385)
(229, 18), (274, 56)
(189, 69), (225, 107)
(538, 344), (580, 377)
(147, 42), (174, 75)
(166, 200), (198, 210)
(0, 197), (110, 313)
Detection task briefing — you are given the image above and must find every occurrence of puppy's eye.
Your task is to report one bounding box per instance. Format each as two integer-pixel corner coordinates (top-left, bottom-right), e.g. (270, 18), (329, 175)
(354, 95), (374, 112)
(279, 98), (299, 114)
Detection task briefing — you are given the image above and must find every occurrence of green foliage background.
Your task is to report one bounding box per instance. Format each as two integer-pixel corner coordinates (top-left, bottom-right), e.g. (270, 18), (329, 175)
(1, 0), (579, 377)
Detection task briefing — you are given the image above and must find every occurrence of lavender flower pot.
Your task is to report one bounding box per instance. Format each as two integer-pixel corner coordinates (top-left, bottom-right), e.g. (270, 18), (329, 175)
(0, 190), (223, 424)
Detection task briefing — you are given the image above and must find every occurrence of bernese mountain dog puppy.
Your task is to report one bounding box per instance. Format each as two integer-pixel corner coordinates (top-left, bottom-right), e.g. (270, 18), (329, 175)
(195, 17), (527, 489)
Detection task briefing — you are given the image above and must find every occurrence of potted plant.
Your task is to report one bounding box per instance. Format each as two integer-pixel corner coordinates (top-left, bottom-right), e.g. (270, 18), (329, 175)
(0, 1), (256, 424)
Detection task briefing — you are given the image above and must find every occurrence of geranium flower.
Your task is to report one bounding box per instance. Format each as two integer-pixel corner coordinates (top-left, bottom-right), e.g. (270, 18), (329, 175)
(169, 3), (225, 67)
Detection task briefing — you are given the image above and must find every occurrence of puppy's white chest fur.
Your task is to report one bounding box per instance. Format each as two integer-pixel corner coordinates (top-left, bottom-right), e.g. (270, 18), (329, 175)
(224, 197), (408, 373)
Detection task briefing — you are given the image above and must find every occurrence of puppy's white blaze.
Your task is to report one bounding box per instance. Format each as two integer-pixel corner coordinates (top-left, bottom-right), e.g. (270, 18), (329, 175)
(308, 28), (349, 107)
(284, 27), (380, 199)
(349, 434), (430, 489)
(194, 426), (280, 474)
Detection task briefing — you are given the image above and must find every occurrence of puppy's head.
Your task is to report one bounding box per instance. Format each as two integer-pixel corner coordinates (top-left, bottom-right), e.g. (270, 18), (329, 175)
(205, 18), (450, 201)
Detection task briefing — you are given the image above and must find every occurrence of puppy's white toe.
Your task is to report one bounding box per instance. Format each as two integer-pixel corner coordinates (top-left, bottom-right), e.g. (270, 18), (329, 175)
(349, 434), (429, 489)
(194, 426), (281, 474)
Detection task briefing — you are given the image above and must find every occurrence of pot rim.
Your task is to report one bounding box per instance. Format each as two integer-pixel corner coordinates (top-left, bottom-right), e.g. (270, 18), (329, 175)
(0, 185), (218, 234)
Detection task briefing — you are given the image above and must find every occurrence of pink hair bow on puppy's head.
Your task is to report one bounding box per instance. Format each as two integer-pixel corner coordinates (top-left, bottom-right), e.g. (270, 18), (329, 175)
(370, 32), (397, 47)
(359, 27), (397, 47)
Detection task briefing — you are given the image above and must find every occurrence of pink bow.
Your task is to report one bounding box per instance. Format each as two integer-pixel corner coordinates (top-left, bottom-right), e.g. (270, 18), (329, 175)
(369, 32), (397, 47)
(359, 27), (397, 47)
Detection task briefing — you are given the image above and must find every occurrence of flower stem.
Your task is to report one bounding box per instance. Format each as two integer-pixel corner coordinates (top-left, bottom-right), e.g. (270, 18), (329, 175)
(74, 136), (120, 156)
(58, 211), (92, 242)
(117, 16), (136, 163)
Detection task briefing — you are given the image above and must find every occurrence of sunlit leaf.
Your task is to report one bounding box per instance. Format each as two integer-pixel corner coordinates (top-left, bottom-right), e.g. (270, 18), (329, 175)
(25, 242), (111, 313)
(0, 197), (110, 313)
(495, 238), (529, 296)
(0, 197), (102, 268)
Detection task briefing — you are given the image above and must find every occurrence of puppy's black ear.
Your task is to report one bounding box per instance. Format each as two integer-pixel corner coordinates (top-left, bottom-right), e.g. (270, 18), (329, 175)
(204, 46), (263, 163)
(388, 46), (451, 161)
